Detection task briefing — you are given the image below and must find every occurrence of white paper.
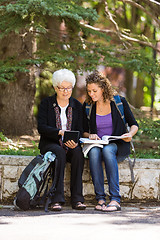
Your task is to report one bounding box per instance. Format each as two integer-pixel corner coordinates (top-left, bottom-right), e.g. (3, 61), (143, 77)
(80, 135), (128, 157)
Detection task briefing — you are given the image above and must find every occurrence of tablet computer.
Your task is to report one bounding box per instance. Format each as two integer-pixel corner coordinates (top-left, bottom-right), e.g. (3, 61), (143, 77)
(63, 131), (80, 144)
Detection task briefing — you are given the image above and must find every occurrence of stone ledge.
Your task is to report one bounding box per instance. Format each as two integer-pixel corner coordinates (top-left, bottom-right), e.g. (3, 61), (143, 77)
(0, 155), (160, 204)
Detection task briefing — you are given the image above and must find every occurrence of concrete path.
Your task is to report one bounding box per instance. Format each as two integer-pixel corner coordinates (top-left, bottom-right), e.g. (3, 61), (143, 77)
(0, 203), (160, 240)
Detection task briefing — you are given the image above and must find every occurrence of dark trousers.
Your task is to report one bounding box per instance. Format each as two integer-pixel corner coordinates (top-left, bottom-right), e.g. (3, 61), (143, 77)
(40, 143), (84, 205)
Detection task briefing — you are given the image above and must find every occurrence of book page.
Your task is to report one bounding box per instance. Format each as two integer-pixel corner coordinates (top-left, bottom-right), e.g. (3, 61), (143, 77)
(79, 138), (108, 144)
(82, 143), (104, 157)
(102, 135), (128, 141)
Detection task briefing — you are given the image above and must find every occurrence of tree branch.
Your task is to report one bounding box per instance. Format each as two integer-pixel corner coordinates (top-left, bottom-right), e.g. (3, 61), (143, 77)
(104, 1), (120, 32)
(120, 33), (160, 52)
(149, 0), (160, 6)
(79, 22), (160, 53)
(121, 0), (160, 26)
(105, 1), (129, 48)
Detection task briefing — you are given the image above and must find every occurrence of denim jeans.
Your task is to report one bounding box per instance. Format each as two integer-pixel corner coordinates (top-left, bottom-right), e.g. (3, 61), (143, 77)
(88, 143), (121, 203)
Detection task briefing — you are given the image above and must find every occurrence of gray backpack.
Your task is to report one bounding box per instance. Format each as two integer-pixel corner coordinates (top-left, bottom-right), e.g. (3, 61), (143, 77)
(14, 151), (56, 211)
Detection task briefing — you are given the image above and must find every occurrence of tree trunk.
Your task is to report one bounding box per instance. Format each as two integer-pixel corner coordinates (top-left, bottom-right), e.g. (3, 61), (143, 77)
(0, 32), (36, 136)
(125, 69), (134, 105)
(135, 76), (144, 108)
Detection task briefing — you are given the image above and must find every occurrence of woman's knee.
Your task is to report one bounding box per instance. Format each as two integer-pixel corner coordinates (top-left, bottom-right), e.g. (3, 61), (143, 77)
(71, 146), (82, 155)
(44, 144), (66, 163)
(69, 146), (84, 164)
(88, 147), (101, 156)
(102, 144), (118, 166)
(102, 144), (117, 156)
(88, 148), (102, 169)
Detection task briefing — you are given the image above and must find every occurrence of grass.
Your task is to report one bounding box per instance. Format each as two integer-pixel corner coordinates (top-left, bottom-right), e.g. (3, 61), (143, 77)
(0, 132), (40, 156)
(0, 143), (159, 158)
(0, 148), (40, 156)
(130, 148), (160, 159)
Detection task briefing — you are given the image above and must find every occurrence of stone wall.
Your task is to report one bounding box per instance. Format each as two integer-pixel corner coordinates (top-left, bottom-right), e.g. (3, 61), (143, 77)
(0, 155), (160, 204)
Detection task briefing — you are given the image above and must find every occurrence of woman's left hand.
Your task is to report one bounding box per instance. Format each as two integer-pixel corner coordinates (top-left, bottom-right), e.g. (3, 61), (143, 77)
(121, 125), (138, 142)
(64, 140), (78, 149)
(121, 133), (132, 142)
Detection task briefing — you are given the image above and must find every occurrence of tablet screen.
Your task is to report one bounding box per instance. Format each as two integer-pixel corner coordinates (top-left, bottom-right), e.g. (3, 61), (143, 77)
(63, 131), (80, 143)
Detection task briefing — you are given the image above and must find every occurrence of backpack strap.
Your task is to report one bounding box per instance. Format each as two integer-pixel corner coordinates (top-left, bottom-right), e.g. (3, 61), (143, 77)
(113, 95), (136, 183)
(85, 103), (93, 134)
(113, 95), (126, 125)
(44, 158), (58, 212)
(85, 102), (93, 120)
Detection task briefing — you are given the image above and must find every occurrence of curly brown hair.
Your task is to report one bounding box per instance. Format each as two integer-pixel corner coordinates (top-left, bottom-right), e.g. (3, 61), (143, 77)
(85, 70), (115, 104)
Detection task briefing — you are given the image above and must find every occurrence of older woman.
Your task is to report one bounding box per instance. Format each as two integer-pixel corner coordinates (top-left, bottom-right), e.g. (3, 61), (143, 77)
(83, 71), (138, 212)
(38, 69), (86, 211)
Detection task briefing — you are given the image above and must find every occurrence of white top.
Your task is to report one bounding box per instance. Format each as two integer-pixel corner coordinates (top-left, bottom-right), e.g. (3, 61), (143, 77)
(59, 105), (68, 130)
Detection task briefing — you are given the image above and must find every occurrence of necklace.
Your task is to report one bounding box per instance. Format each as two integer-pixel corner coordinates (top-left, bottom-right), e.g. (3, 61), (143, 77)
(97, 103), (105, 112)
(97, 100), (111, 114)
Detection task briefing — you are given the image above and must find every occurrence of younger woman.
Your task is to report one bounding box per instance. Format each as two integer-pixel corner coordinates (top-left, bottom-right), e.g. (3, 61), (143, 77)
(83, 71), (138, 212)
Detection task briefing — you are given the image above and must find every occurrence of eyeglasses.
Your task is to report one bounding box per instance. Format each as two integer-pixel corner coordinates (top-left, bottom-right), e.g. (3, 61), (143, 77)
(57, 86), (73, 92)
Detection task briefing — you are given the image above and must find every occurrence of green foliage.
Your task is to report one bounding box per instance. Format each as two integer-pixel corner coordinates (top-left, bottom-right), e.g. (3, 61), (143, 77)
(0, 131), (40, 155)
(0, 0), (160, 83)
(0, 0), (98, 36)
(133, 107), (160, 140)
(127, 108), (160, 159)
(0, 132), (7, 142)
(137, 118), (160, 141)
(34, 70), (54, 116)
(0, 148), (40, 156)
(131, 147), (160, 159)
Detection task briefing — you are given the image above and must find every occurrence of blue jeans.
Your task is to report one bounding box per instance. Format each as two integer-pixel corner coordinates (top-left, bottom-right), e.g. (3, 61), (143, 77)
(88, 143), (121, 203)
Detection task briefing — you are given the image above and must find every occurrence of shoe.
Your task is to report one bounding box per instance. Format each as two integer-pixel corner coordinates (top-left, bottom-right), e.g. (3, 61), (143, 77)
(102, 203), (121, 212)
(94, 202), (106, 211)
(72, 202), (86, 210)
(51, 203), (62, 211)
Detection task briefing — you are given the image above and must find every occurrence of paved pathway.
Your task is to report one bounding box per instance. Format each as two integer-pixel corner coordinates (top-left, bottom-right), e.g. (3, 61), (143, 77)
(0, 203), (160, 240)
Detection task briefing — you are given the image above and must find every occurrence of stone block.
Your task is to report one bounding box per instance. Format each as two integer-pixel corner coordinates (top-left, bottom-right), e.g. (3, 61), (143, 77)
(0, 166), (3, 200)
(132, 169), (159, 200)
(119, 169), (131, 183)
(17, 166), (26, 179)
(3, 166), (18, 180)
(83, 183), (94, 196)
(0, 155), (32, 166)
(64, 182), (70, 197)
(3, 179), (18, 198)
(119, 185), (131, 199)
(82, 168), (91, 182)
(0, 156), (160, 203)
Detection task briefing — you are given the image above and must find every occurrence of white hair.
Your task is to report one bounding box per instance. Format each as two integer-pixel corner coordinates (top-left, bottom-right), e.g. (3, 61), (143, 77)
(52, 69), (76, 87)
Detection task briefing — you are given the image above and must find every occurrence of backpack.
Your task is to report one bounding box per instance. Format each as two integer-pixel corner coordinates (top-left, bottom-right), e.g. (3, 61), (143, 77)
(85, 95), (136, 183)
(14, 151), (56, 211)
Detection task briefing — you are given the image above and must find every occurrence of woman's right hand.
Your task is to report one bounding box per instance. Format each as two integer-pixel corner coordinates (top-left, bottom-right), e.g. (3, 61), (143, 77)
(58, 130), (65, 136)
(89, 134), (101, 140)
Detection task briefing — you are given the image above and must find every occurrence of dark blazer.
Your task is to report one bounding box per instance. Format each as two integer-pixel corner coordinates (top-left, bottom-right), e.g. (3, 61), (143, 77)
(38, 94), (83, 152)
(83, 96), (139, 162)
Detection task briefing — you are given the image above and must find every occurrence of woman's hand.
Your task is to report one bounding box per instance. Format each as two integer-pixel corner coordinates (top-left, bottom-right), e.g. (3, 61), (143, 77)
(121, 133), (132, 142)
(121, 125), (138, 142)
(64, 140), (78, 149)
(89, 134), (101, 140)
(58, 130), (65, 136)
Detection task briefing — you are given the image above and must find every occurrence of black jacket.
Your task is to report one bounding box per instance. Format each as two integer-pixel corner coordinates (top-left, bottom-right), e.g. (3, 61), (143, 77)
(38, 94), (83, 151)
(83, 96), (139, 161)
